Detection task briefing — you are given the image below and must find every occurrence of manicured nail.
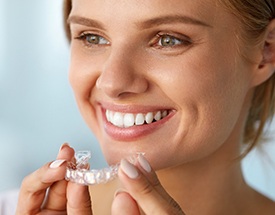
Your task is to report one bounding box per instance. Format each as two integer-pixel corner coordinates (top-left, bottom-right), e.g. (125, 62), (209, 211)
(50, 159), (66, 169)
(138, 154), (151, 173)
(59, 143), (70, 152)
(120, 159), (139, 179)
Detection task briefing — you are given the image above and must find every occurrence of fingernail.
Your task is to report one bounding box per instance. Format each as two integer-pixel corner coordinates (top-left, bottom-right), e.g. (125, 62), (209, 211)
(50, 159), (66, 169)
(59, 143), (70, 152)
(138, 154), (151, 173)
(120, 159), (139, 179)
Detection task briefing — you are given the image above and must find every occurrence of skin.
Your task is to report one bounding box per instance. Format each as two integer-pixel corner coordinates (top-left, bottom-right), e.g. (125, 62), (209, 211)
(16, 0), (275, 214)
(69, 0), (250, 168)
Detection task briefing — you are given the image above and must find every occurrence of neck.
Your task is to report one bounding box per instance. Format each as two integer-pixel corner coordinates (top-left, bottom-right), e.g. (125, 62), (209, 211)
(156, 93), (256, 215)
(157, 154), (249, 214)
(156, 120), (251, 215)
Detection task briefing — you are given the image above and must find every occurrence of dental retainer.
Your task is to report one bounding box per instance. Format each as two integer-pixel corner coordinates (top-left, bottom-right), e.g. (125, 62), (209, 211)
(65, 151), (120, 185)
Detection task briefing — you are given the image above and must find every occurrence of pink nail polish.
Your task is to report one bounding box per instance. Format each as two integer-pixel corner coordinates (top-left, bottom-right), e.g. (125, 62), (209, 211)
(120, 159), (139, 179)
(50, 159), (66, 169)
(138, 154), (151, 173)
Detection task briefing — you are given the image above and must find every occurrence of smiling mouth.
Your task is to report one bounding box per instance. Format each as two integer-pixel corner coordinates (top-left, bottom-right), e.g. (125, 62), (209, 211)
(105, 109), (170, 128)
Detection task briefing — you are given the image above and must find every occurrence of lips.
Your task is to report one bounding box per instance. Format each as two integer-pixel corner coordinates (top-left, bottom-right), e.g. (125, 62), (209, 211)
(101, 106), (174, 141)
(106, 109), (169, 128)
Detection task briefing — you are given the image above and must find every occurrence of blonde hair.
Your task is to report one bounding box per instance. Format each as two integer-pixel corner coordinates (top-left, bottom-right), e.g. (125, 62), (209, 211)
(219, 0), (275, 154)
(63, 0), (275, 153)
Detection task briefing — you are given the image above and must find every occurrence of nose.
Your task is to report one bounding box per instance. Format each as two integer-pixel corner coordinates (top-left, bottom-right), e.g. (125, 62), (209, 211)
(96, 48), (149, 98)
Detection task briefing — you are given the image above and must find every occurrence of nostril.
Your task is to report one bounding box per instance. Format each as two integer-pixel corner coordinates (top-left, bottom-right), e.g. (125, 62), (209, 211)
(96, 72), (149, 98)
(96, 74), (125, 98)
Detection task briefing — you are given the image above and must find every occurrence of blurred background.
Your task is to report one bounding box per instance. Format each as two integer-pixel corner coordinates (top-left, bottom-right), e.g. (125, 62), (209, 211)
(0, 0), (274, 201)
(0, 0), (106, 193)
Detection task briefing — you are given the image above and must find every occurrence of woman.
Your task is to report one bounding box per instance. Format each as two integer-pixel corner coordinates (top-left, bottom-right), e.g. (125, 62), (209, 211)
(16, 0), (275, 214)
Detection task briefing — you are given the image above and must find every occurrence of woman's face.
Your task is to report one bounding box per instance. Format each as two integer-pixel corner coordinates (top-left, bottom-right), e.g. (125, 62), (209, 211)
(68, 0), (257, 169)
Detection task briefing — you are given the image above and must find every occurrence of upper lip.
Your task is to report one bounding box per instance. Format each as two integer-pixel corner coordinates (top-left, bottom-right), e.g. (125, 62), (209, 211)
(96, 101), (177, 140)
(98, 101), (175, 113)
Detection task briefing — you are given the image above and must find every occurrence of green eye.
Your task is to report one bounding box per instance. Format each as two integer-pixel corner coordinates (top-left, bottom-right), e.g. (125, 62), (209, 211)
(158, 35), (183, 47)
(76, 33), (109, 46)
(86, 34), (109, 45)
(86, 34), (100, 44)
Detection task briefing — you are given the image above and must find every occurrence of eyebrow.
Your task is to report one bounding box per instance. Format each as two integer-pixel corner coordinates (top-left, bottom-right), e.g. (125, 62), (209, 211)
(67, 14), (212, 30)
(137, 15), (212, 29)
(68, 16), (106, 30)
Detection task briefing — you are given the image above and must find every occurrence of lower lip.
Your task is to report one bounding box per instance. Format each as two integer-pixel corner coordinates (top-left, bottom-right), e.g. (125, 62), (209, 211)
(101, 109), (175, 141)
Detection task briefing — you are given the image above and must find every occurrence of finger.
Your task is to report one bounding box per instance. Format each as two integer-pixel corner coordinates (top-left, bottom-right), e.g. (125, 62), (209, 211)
(136, 154), (173, 202)
(66, 182), (93, 214)
(112, 191), (140, 215)
(16, 159), (68, 214)
(42, 143), (75, 211)
(118, 156), (185, 215)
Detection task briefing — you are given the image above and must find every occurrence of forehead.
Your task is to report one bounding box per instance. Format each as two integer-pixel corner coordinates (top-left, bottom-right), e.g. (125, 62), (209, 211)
(70, 0), (226, 26)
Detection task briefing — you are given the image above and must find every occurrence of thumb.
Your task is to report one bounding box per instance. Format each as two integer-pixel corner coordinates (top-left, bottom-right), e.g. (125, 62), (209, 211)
(67, 182), (93, 215)
(112, 191), (140, 215)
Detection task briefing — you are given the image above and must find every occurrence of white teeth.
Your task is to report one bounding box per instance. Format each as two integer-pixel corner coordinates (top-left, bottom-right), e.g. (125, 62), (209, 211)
(135, 113), (145, 125)
(145, 112), (153, 124)
(106, 110), (169, 128)
(162, 110), (168, 118)
(124, 113), (135, 127)
(154, 111), (161, 121)
(113, 112), (124, 127)
(106, 109), (112, 122)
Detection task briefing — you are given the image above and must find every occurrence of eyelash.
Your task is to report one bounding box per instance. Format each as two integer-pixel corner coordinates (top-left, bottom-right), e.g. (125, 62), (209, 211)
(75, 33), (110, 47)
(74, 32), (192, 49)
(152, 33), (192, 49)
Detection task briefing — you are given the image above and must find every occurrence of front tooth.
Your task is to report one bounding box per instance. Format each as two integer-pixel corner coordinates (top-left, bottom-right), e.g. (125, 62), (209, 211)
(124, 113), (135, 127)
(106, 110), (111, 122)
(106, 110), (109, 121)
(113, 112), (124, 127)
(145, 112), (153, 124)
(110, 111), (114, 122)
(135, 113), (145, 125)
(154, 111), (161, 121)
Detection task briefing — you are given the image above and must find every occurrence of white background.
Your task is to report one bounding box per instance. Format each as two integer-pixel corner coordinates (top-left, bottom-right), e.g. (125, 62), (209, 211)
(0, 0), (274, 201)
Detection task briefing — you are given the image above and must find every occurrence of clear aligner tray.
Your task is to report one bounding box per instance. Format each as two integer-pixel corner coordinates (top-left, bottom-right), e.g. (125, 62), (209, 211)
(65, 151), (120, 185)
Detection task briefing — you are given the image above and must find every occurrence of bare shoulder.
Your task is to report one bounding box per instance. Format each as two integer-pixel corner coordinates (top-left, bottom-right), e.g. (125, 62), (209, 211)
(254, 192), (275, 215)
(243, 186), (275, 215)
(263, 197), (275, 215)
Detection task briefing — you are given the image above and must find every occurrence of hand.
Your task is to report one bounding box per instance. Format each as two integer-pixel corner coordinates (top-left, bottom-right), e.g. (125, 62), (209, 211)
(112, 154), (185, 215)
(16, 144), (92, 215)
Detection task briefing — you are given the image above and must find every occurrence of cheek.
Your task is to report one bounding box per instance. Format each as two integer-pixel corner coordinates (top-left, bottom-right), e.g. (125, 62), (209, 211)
(69, 46), (104, 101)
(149, 49), (250, 160)
(68, 50), (102, 133)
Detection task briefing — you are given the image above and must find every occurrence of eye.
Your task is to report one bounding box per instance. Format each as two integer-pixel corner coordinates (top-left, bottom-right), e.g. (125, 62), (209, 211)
(158, 35), (183, 47)
(151, 33), (192, 49)
(75, 33), (110, 46)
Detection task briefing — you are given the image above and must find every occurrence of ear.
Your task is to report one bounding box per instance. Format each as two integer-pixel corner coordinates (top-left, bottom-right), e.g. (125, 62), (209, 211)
(251, 19), (275, 87)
